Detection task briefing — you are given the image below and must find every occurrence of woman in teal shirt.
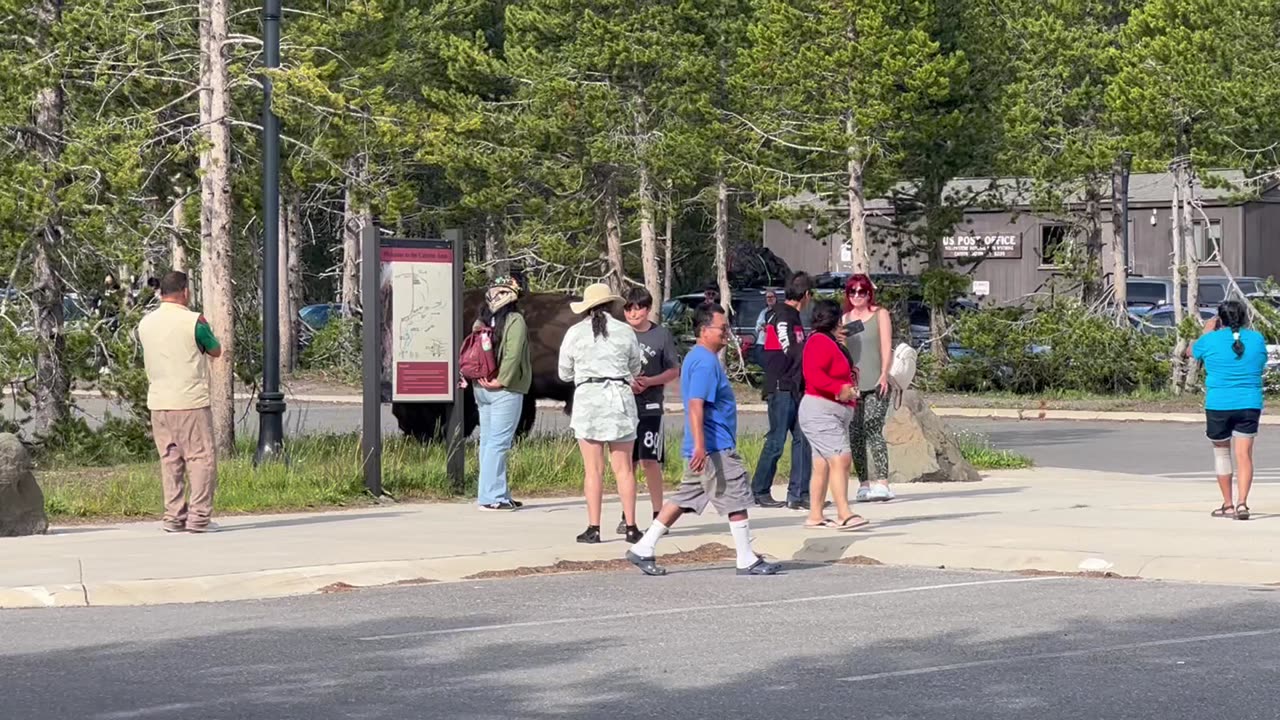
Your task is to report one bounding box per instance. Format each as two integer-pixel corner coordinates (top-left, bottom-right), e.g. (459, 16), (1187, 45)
(1192, 300), (1268, 520)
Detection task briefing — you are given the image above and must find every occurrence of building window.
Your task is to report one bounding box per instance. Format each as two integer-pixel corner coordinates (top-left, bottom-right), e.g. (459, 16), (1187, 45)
(1192, 220), (1222, 263)
(1039, 224), (1068, 266)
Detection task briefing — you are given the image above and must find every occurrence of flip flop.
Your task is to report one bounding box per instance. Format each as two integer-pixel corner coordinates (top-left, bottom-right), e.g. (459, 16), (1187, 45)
(804, 519), (837, 530)
(837, 514), (870, 531)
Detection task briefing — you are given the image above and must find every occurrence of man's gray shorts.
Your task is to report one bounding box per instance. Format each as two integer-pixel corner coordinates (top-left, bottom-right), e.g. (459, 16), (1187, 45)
(669, 450), (754, 516)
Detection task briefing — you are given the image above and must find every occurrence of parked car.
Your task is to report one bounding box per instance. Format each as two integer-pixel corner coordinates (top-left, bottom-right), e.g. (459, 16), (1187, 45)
(1126, 276), (1272, 315)
(1129, 304), (1216, 337)
(2, 291), (91, 333)
(662, 289), (772, 347)
(297, 303), (356, 351)
(1131, 303), (1280, 368)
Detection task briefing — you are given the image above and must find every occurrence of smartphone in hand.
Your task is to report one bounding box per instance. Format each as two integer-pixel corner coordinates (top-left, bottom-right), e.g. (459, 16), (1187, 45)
(843, 319), (865, 336)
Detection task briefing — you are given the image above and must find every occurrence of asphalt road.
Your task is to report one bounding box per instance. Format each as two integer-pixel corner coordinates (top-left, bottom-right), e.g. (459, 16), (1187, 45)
(4, 564), (1280, 719)
(15, 395), (1280, 479)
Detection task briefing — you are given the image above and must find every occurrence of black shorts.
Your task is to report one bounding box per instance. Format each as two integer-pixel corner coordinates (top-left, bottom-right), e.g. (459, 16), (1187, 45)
(1205, 409), (1261, 441)
(633, 415), (666, 463)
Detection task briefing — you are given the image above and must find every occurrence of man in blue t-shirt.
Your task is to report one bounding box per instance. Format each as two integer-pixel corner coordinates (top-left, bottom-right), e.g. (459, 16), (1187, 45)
(626, 303), (782, 577)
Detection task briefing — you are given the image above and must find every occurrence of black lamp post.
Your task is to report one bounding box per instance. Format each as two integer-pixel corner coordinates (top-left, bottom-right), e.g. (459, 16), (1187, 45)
(255, 0), (286, 465)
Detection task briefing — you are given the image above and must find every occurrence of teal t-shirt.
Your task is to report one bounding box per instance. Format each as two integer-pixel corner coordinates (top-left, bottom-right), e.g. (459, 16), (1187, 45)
(1192, 328), (1268, 411)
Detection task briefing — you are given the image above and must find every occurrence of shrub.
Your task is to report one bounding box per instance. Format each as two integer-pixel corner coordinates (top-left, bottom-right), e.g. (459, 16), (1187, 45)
(947, 301), (1172, 394)
(300, 316), (361, 384)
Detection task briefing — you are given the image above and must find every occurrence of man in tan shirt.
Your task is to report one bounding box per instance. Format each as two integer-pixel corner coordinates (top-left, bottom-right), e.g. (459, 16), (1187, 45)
(137, 271), (223, 533)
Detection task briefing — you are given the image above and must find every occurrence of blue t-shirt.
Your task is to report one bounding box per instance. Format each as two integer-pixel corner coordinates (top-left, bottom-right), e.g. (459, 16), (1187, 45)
(1193, 328), (1268, 411)
(681, 345), (737, 457)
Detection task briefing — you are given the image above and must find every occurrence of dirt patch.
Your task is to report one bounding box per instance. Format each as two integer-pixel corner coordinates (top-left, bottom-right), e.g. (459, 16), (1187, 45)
(834, 555), (885, 566)
(318, 582), (358, 593)
(317, 577), (437, 594)
(462, 543), (737, 580)
(386, 577), (437, 587)
(1011, 568), (1137, 580)
(277, 373), (359, 399)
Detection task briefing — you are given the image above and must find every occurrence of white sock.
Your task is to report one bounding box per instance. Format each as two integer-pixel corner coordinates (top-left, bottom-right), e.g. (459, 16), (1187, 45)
(632, 520), (667, 558)
(729, 519), (758, 569)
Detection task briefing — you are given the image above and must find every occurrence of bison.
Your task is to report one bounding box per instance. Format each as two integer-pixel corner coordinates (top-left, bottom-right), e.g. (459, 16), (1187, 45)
(392, 289), (586, 442)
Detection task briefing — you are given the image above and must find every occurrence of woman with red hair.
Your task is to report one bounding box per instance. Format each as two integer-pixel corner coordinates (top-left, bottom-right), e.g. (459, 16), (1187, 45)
(841, 274), (895, 502)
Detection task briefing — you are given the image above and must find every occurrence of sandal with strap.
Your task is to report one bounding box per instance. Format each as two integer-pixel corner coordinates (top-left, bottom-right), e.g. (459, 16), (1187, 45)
(1236, 503), (1251, 521)
(1211, 504), (1235, 518)
(837, 514), (870, 531)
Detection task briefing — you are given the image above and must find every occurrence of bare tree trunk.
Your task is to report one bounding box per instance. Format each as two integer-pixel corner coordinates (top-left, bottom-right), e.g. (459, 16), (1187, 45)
(1169, 164), (1187, 393)
(483, 213), (508, 280)
(603, 173), (625, 291)
(715, 175), (731, 318)
(199, 0), (235, 454)
(30, 0), (68, 434)
(1082, 183), (1104, 305)
(279, 191), (296, 373)
(1110, 157), (1129, 325)
(1181, 160), (1200, 388)
(170, 190), (188, 272)
(846, 148), (869, 274)
(638, 162), (660, 318)
(341, 155), (365, 313)
(663, 195), (674, 303)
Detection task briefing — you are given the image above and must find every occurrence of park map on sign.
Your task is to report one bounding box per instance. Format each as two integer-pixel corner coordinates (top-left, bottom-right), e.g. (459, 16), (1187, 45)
(392, 262), (451, 365)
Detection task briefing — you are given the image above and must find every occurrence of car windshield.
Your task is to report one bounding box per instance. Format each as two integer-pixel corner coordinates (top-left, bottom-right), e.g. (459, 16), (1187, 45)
(1127, 281), (1167, 305)
(1235, 279), (1261, 295)
(1197, 284), (1227, 305)
(299, 305), (329, 327)
(734, 295), (770, 330)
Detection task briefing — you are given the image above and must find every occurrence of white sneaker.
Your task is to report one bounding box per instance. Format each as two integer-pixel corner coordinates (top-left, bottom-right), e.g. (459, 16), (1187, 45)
(869, 484), (895, 502)
(855, 486), (871, 503)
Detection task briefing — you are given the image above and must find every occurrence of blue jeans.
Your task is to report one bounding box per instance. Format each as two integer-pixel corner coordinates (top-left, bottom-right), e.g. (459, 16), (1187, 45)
(751, 391), (811, 502)
(475, 387), (523, 505)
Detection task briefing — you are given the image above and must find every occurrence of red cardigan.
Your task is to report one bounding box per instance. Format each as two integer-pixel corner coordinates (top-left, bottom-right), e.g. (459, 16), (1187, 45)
(803, 332), (857, 406)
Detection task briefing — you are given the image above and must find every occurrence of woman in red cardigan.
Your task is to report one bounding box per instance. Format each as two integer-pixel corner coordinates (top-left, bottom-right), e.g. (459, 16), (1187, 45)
(797, 299), (870, 531)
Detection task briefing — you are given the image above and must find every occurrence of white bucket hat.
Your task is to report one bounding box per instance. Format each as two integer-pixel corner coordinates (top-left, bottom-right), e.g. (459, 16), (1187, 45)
(570, 282), (623, 315)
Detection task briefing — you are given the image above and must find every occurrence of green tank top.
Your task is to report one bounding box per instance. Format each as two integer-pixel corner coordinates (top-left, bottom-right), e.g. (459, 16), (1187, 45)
(845, 312), (882, 392)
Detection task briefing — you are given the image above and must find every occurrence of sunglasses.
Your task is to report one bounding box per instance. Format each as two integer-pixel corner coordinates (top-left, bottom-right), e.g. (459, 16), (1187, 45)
(847, 288), (870, 297)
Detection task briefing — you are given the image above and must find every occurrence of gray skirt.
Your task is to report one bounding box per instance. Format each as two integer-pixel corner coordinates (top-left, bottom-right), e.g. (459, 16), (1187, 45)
(798, 394), (855, 459)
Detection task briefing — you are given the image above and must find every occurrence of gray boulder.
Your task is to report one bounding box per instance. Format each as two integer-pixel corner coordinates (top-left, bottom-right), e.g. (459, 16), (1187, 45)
(884, 390), (981, 483)
(0, 433), (49, 536)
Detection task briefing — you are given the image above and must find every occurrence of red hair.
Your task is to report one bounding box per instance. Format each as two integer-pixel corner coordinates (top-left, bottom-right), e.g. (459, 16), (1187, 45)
(842, 274), (876, 313)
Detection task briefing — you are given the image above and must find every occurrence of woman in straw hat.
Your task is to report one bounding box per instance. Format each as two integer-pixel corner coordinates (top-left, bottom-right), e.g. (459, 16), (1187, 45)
(558, 282), (646, 544)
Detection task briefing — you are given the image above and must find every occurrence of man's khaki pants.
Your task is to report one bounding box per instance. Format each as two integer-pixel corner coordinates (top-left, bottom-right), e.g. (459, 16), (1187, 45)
(151, 408), (218, 530)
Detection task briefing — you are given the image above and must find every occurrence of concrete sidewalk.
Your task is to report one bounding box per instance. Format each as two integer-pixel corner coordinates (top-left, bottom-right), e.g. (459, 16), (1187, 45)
(3, 467), (1276, 609)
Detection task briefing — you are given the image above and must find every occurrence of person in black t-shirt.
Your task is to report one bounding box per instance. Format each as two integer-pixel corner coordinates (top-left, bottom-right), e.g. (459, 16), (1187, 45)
(617, 287), (680, 534)
(752, 272), (814, 509)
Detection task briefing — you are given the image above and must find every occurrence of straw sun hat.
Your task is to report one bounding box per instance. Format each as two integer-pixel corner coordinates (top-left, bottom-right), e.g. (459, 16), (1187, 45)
(570, 282), (623, 315)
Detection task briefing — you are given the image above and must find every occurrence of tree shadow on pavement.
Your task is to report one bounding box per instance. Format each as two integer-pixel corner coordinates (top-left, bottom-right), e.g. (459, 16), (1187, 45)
(222, 511), (413, 532)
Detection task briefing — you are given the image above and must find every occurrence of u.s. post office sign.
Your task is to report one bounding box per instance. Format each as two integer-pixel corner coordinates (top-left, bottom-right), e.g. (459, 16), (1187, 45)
(942, 233), (1022, 259)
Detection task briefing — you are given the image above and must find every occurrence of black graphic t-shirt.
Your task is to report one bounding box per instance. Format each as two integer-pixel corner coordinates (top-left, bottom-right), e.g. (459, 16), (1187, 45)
(634, 324), (679, 416)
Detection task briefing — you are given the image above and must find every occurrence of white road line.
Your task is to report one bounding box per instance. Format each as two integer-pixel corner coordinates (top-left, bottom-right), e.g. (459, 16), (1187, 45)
(840, 627), (1280, 683)
(357, 576), (1068, 641)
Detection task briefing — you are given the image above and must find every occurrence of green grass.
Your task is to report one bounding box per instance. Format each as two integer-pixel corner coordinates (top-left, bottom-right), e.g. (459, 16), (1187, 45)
(952, 432), (1034, 470)
(38, 430), (1028, 522)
